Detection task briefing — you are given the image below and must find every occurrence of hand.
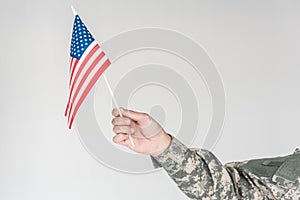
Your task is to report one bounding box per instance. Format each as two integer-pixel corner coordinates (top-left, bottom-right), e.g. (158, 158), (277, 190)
(111, 108), (172, 156)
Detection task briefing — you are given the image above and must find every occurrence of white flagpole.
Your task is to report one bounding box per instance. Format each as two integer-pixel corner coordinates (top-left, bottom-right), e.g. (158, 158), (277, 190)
(70, 6), (135, 148)
(103, 74), (135, 148)
(71, 6), (77, 16)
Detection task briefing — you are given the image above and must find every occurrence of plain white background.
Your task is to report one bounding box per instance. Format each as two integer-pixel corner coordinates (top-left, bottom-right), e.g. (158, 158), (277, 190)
(1, 0), (299, 199)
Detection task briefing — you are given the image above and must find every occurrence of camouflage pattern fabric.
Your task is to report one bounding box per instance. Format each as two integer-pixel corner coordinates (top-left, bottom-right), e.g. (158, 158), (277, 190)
(150, 135), (300, 200)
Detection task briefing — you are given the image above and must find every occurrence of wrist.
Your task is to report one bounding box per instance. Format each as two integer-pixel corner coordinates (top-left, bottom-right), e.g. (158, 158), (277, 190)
(151, 131), (172, 156)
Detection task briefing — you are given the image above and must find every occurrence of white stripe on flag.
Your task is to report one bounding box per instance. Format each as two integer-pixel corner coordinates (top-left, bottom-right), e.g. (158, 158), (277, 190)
(69, 41), (97, 88)
(67, 45), (104, 116)
(69, 57), (77, 82)
(67, 50), (108, 123)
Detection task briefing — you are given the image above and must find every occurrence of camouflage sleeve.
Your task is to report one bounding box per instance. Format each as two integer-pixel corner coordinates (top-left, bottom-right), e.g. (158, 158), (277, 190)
(150, 135), (238, 199)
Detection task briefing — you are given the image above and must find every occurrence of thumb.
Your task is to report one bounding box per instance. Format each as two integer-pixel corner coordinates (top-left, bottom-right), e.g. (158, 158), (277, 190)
(117, 108), (149, 122)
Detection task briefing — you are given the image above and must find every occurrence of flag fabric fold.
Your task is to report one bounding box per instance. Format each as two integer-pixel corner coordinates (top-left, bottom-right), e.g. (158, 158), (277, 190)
(65, 14), (111, 129)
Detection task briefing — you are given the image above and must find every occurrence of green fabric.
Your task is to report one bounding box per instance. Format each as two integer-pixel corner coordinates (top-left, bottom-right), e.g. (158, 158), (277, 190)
(275, 154), (300, 183)
(240, 154), (300, 182)
(239, 156), (288, 179)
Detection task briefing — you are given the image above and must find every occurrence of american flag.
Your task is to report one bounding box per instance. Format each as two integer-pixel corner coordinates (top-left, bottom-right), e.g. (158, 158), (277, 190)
(65, 14), (111, 129)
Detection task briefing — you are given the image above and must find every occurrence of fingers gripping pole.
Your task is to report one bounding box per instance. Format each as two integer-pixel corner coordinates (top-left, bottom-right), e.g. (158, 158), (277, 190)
(103, 74), (135, 148)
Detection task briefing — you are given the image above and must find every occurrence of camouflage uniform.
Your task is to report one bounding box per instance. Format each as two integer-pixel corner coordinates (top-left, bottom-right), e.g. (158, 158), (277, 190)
(150, 135), (300, 200)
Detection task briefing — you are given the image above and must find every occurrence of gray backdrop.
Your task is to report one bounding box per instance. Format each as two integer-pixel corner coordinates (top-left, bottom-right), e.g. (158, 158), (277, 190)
(1, 0), (300, 199)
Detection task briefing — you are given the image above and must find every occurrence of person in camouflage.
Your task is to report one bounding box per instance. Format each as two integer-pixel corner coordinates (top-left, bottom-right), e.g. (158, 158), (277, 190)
(111, 108), (300, 199)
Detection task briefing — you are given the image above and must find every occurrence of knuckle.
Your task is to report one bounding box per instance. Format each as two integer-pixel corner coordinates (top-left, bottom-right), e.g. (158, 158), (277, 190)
(125, 118), (131, 124)
(112, 126), (118, 132)
(129, 121), (135, 127)
(144, 113), (151, 121)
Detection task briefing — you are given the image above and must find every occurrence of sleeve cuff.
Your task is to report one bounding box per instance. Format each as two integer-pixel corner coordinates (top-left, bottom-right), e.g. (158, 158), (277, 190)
(150, 135), (189, 169)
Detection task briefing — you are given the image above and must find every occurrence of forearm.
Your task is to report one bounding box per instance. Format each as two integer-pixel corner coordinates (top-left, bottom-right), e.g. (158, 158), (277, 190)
(150, 135), (237, 199)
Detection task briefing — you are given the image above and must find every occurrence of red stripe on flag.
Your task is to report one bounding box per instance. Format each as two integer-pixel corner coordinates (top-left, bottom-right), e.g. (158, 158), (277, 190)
(69, 59), (79, 86)
(69, 57), (74, 72)
(64, 44), (99, 116)
(68, 59), (111, 129)
(67, 51), (105, 121)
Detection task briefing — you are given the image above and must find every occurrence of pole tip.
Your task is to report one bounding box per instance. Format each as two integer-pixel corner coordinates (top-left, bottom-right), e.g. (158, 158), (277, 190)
(71, 5), (77, 16)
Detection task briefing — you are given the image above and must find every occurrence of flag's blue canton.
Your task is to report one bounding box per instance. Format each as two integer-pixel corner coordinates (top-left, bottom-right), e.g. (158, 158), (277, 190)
(70, 15), (95, 59)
